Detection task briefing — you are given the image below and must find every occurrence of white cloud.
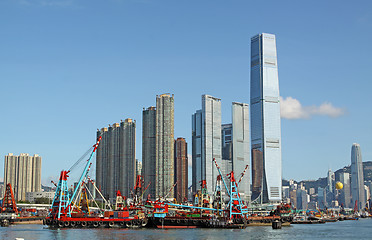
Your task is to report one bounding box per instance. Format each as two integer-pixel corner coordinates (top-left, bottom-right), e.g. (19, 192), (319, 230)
(280, 96), (345, 120)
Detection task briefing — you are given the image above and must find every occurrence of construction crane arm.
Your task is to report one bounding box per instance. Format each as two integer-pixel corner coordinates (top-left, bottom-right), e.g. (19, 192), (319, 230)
(68, 136), (102, 208)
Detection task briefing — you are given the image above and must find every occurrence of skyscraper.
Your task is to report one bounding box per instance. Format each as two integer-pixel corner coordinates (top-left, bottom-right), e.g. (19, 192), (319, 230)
(192, 96), (250, 201)
(338, 171), (351, 208)
(96, 119), (136, 200)
(192, 95), (221, 195)
(143, 94), (175, 199)
(231, 102), (250, 203)
(351, 143), (365, 210)
(250, 33), (282, 203)
(156, 94), (175, 199)
(120, 119), (136, 197)
(174, 137), (188, 202)
(142, 106), (157, 198)
(4, 153), (42, 201)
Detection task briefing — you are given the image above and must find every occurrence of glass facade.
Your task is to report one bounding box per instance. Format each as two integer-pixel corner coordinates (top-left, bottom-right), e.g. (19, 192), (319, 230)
(192, 97), (250, 201)
(192, 95), (221, 195)
(351, 143), (365, 210)
(232, 102), (250, 203)
(250, 33), (282, 203)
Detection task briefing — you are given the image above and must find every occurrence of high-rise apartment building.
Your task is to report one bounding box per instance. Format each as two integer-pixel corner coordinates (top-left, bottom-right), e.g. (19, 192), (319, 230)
(174, 137), (188, 202)
(142, 106), (157, 198)
(142, 94), (175, 199)
(96, 119), (136, 200)
(351, 143), (365, 210)
(250, 33), (282, 203)
(156, 94), (175, 199)
(4, 153), (42, 201)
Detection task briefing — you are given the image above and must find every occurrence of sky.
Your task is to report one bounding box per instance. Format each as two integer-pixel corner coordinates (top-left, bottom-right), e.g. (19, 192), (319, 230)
(1, 0), (372, 186)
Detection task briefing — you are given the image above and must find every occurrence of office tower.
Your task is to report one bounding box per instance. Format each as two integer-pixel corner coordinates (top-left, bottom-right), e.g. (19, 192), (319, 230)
(142, 107), (157, 198)
(192, 96), (250, 201)
(296, 189), (308, 210)
(327, 169), (335, 193)
(317, 187), (325, 209)
(174, 137), (188, 202)
(250, 33), (282, 203)
(221, 124), (233, 161)
(338, 171), (351, 208)
(326, 169), (335, 206)
(192, 95), (221, 195)
(231, 102), (250, 203)
(289, 190), (297, 209)
(351, 143), (365, 210)
(96, 118), (136, 200)
(143, 94), (175, 199)
(4, 153), (41, 201)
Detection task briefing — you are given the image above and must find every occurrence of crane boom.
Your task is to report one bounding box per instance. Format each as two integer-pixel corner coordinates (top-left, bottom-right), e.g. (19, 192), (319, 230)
(237, 165), (249, 186)
(213, 158), (230, 196)
(68, 136), (101, 209)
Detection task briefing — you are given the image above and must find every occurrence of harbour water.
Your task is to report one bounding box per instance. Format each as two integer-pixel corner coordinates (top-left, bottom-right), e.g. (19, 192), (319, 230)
(1, 218), (371, 240)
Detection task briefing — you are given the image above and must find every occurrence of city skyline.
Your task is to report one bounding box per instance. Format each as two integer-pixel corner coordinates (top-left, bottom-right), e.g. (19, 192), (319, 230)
(1, 1), (372, 185)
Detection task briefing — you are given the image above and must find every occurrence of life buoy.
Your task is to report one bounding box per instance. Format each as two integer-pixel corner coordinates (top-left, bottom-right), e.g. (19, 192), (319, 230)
(108, 221), (115, 227)
(120, 221), (125, 227)
(64, 221), (70, 227)
(176, 219), (181, 224)
(93, 222), (99, 228)
(70, 221), (76, 227)
(58, 221), (64, 228)
(81, 221), (87, 227)
(141, 219), (148, 227)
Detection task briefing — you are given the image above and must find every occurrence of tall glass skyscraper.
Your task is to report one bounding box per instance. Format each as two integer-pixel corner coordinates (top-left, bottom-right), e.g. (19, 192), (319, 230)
(192, 96), (250, 202)
(232, 102), (250, 203)
(192, 95), (221, 195)
(351, 143), (365, 210)
(250, 33), (282, 203)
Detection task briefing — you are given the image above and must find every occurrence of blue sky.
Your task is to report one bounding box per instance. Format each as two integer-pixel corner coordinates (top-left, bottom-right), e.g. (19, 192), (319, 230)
(1, 0), (371, 186)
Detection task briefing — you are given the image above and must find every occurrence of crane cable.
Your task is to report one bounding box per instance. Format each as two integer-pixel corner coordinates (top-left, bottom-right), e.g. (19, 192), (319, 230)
(68, 146), (94, 172)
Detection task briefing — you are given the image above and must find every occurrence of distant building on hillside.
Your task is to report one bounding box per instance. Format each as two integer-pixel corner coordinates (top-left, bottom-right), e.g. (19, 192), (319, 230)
(338, 171), (351, 208)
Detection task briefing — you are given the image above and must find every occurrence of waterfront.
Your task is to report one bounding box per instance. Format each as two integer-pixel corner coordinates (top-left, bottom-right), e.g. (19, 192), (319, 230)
(1, 218), (371, 240)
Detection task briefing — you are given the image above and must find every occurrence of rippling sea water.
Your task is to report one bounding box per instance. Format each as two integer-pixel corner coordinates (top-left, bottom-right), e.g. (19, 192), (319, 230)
(1, 218), (371, 240)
